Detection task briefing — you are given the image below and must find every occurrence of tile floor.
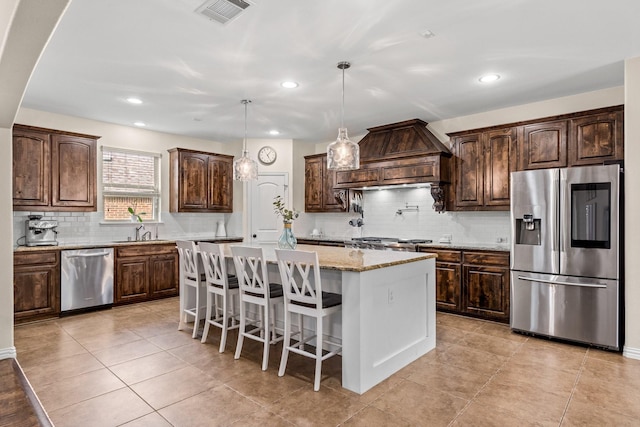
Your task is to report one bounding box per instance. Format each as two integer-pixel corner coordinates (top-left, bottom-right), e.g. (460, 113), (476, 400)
(14, 297), (640, 427)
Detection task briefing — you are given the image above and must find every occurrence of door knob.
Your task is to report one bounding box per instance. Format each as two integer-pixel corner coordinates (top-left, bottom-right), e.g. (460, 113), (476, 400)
(252, 234), (257, 238)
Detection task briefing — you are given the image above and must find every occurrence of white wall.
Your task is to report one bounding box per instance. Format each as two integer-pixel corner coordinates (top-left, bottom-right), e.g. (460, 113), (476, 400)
(624, 58), (640, 357)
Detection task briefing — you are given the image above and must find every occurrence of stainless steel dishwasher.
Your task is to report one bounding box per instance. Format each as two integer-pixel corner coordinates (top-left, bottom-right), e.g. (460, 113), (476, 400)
(61, 248), (114, 312)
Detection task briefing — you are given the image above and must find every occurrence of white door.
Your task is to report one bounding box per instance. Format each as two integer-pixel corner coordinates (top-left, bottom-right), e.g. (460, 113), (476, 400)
(249, 173), (288, 243)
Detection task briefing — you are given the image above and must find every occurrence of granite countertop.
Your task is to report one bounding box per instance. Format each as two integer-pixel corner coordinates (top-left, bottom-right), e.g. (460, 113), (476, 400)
(218, 243), (436, 273)
(14, 236), (243, 252)
(296, 236), (510, 252)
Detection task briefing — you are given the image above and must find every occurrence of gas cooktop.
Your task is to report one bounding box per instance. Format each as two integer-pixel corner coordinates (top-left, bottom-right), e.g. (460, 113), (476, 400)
(352, 237), (433, 244)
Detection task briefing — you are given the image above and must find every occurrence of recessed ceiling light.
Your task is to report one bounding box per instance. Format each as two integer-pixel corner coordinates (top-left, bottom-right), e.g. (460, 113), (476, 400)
(281, 81), (299, 89)
(126, 97), (143, 104)
(479, 74), (501, 83)
(419, 29), (435, 39)
(133, 122), (146, 127)
(269, 130), (280, 135)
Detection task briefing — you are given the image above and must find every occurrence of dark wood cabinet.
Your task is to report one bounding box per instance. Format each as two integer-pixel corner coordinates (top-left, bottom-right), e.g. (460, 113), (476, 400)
(419, 247), (510, 323)
(115, 243), (179, 305)
(304, 154), (350, 213)
(14, 251), (60, 323)
(451, 127), (515, 210)
(13, 125), (98, 211)
(169, 148), (233, 213)
(569, 109), (624, 166)
(520, 120), (568, 170)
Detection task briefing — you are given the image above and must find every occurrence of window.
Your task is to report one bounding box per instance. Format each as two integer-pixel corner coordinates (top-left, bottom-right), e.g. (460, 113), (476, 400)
(102, 146), (161, 222)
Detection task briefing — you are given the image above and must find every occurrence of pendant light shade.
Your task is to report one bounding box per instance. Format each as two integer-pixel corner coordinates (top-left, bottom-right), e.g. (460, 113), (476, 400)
(233, 99), (258, 181)
(327, 61), (359, 170)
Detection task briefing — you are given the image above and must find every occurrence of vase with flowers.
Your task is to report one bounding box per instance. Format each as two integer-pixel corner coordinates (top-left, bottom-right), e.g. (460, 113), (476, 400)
(273, 195), (299, 249)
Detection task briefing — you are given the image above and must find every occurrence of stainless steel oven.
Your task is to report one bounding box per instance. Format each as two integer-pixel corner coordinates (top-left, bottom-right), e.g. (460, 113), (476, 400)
(510, 164), (623, 350)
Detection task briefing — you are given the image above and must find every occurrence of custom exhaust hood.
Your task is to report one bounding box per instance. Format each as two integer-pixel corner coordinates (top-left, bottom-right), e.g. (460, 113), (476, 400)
(332, 119), (452, 213)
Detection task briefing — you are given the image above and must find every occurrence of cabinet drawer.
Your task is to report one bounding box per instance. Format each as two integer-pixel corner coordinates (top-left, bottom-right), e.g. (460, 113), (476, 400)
(463, 251), (509, 267)
(14, 251), (59, 266)
(116, 244), (177, 258)
(419, 248), (461, 263)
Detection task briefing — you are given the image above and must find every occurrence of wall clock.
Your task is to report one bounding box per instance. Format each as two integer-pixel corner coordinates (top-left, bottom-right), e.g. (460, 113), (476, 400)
(258, 146), (277, 165)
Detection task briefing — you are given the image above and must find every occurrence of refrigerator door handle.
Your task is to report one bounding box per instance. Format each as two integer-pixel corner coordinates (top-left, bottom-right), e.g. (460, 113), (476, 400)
(517, 275), (607, 289)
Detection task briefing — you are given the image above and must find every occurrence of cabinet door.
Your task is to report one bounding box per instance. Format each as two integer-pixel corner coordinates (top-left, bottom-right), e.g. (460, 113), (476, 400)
(149, 254), (179, 298)
(520, 120), (567, 170)
(304, 156), (323, 212)
(14, 265), (59, 321)
(569, 110), (623, 166)
(179, 152), (209, 210)
(462, 264), (510, 323)
(12, 129), (50, 208)
(321, 160), (346, 212)
(208, 155), (233, 212)
(453, 134), (483, 208)
(51, 134), (96, 209)
(116, 256), (149, 303)
(435, 262), (461, 312)
(483, 128), (516, 208)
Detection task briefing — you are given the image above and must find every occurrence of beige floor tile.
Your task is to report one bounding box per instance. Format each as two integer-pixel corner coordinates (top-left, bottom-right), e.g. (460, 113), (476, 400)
(268, 384), (366, 427)
(16, 339), (89, 370)
(48, 387), (153, 427)
(36, 368), (126, 412)
(491, 362), (579, 395)
(474, 321), (528, 342)
(572, 370), (640, 419)
(229, 408), (295, 426)
(509, 340), (586, 374)
(342, 406), (413, 426)
(435, 343), (507, 375)
(225, 367), (306, 405)
(452, 401), (549, 427)
(128, 320), (180, 339)
(580, 355), (640, 387)
(147, 329), (200, 350)
(131, 365), (222, 409)
(159, 385), (262, 427)
(120, 412), (174, 427)
(22, 352), (104, 388)
(407, 360), (494, 400)
(436, 325), (468, 345)
(437, 313), (483, 332)
(108, 351), (185, 385)
(586, 347), (631, 364)
(561, 398), (640, 426)
(93, 339), (162, 366)
(371, 380), (468, 426)
(74, 329), (143, 352)
(473, 374), (569, 425)
(460, 330), (523, 357)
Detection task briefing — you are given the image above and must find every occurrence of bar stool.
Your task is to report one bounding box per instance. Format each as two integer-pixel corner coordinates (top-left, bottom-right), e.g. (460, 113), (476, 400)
(199, 242), (240, 352)
(176, 240), (206, 338)
(275, 249), (342, 391)
(231, 246), (285, 370)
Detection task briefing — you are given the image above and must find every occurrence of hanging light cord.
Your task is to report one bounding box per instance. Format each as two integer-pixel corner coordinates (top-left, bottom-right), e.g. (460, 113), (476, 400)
(337, 61), (350, 130)
(242, 99), (250, 153)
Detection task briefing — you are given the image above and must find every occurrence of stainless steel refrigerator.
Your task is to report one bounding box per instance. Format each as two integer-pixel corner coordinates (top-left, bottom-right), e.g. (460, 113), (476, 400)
(510, 164), (623, 350)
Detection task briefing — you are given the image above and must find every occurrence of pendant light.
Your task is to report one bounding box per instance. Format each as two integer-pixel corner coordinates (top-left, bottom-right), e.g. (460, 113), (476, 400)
(327, 61), (359, 170)
(233, 99), (258, 181)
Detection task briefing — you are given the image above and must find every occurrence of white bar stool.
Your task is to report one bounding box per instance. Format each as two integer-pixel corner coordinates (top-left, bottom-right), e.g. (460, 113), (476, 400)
(231, 246), (285, 370)
(275, 249), (342, 391)
(176, 240), (206, 338)
(199, 242), (240, 352)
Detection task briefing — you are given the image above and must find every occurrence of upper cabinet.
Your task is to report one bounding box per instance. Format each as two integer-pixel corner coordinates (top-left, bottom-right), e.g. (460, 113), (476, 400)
(518, 105), (623, 170)
(168, 148), (233, 213)
(13, 124), (98, 211)
(451, 127), (516, 211)
(304, 153), (351, 213)
(449, 105), (624, 211)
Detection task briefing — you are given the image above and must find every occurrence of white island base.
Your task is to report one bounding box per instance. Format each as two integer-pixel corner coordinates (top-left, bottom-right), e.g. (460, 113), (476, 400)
(339, 257), (435, 394)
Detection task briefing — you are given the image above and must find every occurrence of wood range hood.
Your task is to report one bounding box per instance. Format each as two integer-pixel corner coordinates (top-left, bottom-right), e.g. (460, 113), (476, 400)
(332, 119), (452, 212)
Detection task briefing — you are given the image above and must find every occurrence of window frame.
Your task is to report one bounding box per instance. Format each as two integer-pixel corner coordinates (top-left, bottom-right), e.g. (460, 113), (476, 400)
(101, 146), (162, 223)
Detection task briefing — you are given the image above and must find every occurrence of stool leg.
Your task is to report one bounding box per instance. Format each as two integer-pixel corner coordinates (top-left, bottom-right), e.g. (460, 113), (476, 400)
(262, 304), (269, 371)
(314, 315), (323, 391)
(201, 290), (212, 342)
(219, 292), (228, 353)
(278, 309), (291, 377)
(234, 299), (246, 360)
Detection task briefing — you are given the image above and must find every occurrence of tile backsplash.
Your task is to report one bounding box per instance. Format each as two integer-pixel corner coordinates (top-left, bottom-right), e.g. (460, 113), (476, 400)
(13, 211), (243, 247)
(306, 187), (510, 244)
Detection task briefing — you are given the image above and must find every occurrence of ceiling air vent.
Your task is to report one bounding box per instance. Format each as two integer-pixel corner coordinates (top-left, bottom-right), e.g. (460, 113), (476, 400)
(196, 0), (251, 24)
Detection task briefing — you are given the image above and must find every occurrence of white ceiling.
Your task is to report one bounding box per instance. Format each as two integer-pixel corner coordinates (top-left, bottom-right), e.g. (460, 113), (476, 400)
(21, 0), (640, 144)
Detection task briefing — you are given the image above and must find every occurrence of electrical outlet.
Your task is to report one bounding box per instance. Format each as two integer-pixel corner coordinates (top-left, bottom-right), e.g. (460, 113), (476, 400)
(496, 236), (509, 244)
(388, 289), (394, 304)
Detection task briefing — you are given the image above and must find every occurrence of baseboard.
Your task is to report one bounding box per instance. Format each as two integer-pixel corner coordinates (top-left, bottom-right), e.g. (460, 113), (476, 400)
(623, 345), (640, 360)
(0, 346), (17, 360)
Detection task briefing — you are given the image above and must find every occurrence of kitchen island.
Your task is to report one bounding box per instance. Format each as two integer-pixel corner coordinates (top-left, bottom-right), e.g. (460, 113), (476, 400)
(219, 243), (437, 394)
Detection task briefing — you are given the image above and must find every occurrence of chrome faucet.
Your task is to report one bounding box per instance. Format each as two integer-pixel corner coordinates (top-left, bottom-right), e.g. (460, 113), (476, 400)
(142, 231), (152, 241)
(135, 224), (145, 241)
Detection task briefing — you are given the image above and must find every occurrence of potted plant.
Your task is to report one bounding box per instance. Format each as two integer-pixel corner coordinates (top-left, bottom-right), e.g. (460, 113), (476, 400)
(273, 195), (299, 249)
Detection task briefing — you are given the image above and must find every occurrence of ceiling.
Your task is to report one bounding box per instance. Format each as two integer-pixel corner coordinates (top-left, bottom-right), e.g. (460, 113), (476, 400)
(21, 0), (640, 144)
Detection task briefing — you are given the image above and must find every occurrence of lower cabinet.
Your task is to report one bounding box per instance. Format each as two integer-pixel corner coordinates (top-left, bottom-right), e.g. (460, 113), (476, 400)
(419, 247), (510, 323)
(14, 251), (60, 323)
(115, 244), (178, 305)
